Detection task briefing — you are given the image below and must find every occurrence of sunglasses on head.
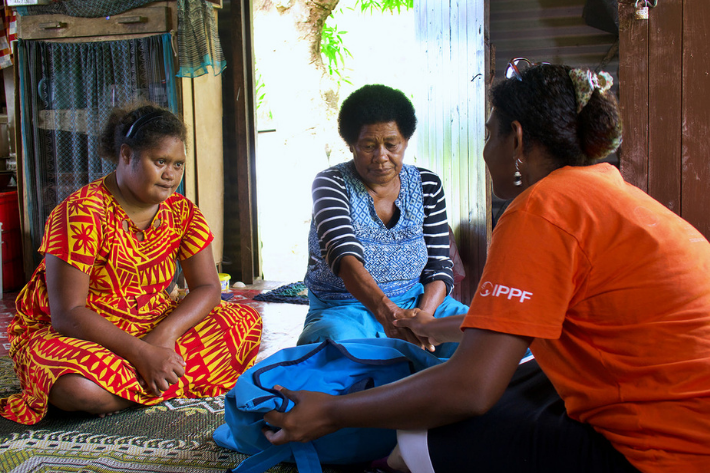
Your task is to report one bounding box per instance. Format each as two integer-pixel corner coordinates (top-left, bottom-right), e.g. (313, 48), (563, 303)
(505, 57), (551, 81)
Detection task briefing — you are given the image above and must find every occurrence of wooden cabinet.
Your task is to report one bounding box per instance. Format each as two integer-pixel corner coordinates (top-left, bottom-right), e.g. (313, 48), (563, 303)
(17, 6), (171, 40)
(15, 1), (224, 276)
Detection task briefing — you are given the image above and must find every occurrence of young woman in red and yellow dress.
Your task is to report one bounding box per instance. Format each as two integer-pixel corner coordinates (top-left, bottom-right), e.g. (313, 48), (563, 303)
(0, 104), (262, 425)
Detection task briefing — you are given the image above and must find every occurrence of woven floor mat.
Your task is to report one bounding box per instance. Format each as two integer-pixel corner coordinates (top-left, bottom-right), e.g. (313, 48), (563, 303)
(0, 357), (371, 473)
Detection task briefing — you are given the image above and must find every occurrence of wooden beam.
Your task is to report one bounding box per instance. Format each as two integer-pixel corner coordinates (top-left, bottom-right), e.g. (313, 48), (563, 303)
(681, 0), (710, 237)
(618, 0), (649, 192)
(647, 0), (683, 214)
(230, 0), (259, 283)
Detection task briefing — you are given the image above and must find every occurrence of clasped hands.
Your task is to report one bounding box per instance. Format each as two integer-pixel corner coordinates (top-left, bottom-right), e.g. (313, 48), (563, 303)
(132, 332), (186, 397)
(378, 306), (443, 351)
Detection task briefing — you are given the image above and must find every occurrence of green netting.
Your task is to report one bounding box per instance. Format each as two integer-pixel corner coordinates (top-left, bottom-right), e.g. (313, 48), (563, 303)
(16, 0), (224, 78)
(18, 34), (179, 265)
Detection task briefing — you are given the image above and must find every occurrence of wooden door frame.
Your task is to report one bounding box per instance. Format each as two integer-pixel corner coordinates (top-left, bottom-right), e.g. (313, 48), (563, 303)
(228, 0), (492, 288)
(226, 0), (260, 283)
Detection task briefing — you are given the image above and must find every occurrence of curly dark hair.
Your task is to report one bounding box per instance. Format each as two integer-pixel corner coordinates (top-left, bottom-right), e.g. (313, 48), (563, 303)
(99, 102), (187, 163)
(491, 64), (622, 168)
(338, 84), (417, 145)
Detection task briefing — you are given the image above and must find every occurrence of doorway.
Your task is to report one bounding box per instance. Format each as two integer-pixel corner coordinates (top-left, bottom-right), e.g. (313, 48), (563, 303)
(252, 0), (421, 282)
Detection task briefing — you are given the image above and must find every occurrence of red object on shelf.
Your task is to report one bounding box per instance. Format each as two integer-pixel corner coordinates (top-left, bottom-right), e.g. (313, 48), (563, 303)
(0, 190), (25, 292)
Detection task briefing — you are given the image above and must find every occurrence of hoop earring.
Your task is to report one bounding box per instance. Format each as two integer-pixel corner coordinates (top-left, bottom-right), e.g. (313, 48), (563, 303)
(514, 159), (522, 187)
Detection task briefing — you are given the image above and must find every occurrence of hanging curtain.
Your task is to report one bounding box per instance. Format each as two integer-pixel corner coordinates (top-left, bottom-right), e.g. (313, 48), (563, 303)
(176, 0), (226, 76)
(17, 33), (178, 264)
(15, 0), (225, 78)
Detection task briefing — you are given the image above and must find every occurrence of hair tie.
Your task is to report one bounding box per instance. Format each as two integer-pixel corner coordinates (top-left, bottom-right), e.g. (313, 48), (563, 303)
(569, 69), (613, 113)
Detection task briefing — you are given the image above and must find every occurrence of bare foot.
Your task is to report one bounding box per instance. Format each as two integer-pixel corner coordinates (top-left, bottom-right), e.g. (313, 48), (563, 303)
(98, 409), (127, 418)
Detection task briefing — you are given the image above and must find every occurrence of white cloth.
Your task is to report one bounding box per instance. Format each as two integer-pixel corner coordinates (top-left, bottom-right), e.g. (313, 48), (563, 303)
(397, 429), (436, 473)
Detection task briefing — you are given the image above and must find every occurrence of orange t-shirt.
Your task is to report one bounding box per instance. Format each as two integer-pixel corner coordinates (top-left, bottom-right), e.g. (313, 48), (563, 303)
(463, 164), (710, 472)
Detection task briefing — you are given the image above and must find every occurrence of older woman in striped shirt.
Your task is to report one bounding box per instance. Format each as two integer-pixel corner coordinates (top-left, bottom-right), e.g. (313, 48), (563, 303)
(298, 84), (469, 357)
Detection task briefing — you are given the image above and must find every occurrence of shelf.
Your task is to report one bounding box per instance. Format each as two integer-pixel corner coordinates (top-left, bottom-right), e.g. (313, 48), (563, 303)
(17, 6), (170, 40)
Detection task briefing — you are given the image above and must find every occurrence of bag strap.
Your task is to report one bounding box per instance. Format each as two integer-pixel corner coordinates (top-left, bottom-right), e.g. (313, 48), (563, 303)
(346, 377), (374, 394)
(228, 442), (322, 473)
(292, 441), (322, 473)
(228, 444), (292, 473)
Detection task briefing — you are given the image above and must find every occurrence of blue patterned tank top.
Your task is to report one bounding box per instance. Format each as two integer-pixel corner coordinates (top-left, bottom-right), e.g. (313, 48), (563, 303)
(305, 161), (428, 300)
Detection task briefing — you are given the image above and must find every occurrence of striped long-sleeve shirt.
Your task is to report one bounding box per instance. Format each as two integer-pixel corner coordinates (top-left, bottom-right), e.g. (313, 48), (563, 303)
(304, 161), (454, 301)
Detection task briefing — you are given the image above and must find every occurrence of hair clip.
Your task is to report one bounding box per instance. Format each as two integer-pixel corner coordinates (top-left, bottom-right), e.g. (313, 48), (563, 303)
(569, 69), (614, 113)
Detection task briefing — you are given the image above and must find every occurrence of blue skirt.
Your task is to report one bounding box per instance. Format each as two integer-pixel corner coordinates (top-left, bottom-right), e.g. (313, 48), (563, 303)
(297, 284), (470, 359)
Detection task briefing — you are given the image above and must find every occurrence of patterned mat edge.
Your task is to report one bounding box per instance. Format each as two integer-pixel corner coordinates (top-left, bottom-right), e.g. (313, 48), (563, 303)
(253, 282), (309, 305)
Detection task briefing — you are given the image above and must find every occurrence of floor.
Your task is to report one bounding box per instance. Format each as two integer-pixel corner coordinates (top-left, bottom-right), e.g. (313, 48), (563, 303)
(0, 281), (309, 360)
(237, 280), (309, 362)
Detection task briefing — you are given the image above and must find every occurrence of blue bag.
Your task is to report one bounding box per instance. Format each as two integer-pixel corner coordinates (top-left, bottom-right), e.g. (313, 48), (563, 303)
(213, 338), (443, 473)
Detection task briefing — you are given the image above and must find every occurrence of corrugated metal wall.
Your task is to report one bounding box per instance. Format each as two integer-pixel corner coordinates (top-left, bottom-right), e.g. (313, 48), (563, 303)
(489, 0), (620, 223)
(415, 0), (487, 304)
(413, 0), (619, 302)
(490, 0), (619, 83)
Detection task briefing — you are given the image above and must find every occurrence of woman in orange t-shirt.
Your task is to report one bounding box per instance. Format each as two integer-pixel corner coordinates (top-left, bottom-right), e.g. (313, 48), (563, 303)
(256, 61), (710, 473)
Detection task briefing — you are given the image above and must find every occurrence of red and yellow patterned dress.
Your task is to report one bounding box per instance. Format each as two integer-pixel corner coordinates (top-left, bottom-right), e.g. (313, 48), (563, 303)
(0, 178), (262, 425)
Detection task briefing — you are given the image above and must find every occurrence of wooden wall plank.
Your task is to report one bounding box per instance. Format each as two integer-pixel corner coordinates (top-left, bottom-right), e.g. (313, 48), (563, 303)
(681, 0), (710, 237)
(618, 1), (649, 192)
(192, 72), (224, 265)
(648, 0), (683, 214)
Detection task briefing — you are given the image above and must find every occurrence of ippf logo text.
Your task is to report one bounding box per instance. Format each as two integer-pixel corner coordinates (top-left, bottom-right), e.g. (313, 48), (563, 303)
(479, 281), (532, 303)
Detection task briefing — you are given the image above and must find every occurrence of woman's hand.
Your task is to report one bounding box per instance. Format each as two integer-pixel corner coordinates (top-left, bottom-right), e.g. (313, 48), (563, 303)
(140, 330), (178, 351)
(136, 244), (221, 362)
(133, 342), (186, 397)
(138, 331), (184, 395)
(265, 329), (532, 436)
(378, 304), (434, 350)
(336, 256), (434, 350)
(263, 386), (338, 445)
(395, 313), (467, 345)
(393, 309), (441, 348)
(45, 255), (185, 391)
